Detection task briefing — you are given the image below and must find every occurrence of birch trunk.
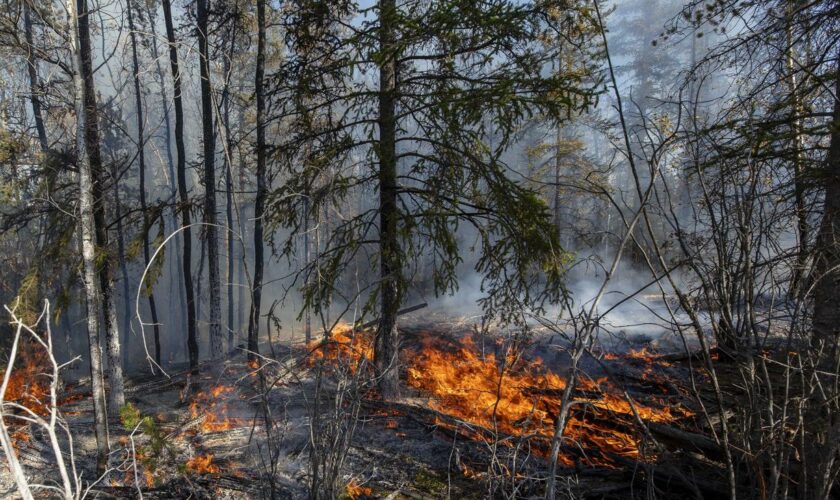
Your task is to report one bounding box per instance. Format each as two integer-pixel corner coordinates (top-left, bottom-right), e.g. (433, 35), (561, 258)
(68, 0), (109, 471)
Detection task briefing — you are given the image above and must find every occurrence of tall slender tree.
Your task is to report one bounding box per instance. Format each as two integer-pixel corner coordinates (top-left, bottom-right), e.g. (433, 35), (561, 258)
(197, 0), (223, 360)
(126, 0), (161, 364)
(67, 0), (110, 470)
(162, 0), (198, 369)
(23, 2), (47, 153)
(77, 0), (124, 410)
(248, 0), (266, 361)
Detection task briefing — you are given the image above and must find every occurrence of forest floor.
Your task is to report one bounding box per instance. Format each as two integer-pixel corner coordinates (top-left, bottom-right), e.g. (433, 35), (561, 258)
(0, 313), (750, 499)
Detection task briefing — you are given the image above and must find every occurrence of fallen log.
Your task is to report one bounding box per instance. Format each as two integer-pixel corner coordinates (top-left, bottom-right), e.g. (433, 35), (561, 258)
(648, 422), (724, 460)
(357, 303), (428, 330)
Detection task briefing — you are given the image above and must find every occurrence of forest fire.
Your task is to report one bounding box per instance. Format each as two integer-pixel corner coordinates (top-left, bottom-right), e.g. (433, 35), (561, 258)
(345, 479), (373, 499)
(313, 327), (692, 467)
(186, 453), (220, 474)
(1, 339), (50, 416)
(189, 384), (239, 432)
(307, 324), (374, 372)
(405, 334), (690, 466)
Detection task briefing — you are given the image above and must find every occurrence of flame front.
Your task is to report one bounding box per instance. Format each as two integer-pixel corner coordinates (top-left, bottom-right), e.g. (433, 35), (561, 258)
(405, 334), (689, 466)
(310, 326), (692, 467)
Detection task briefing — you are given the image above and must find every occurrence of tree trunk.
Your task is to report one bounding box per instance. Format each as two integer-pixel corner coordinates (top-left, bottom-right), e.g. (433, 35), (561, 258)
(303, 196), (311, 343)
(238, 152), (247, 329)
(110, 161), (132, 368)
(23, 3), (48, 152)
(786, 3), (809, 298)
(375, 0), (401, 400)
(147, 3), (187, 337)
(197, 0), (223, 361)
(222, 23), (237, 352)
(126, 0), (161, 365)
(75, 0), (125, 411)
(68, 0), (109, 471)
(812, 54), (840, 355)
(248, 0), (266, 361)
(162, 0), (198, 369)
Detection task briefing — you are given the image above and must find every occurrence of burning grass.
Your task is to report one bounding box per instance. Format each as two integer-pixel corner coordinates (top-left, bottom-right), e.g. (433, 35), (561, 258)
(188, 384), (243, 432)
(1, 337), (50, 416)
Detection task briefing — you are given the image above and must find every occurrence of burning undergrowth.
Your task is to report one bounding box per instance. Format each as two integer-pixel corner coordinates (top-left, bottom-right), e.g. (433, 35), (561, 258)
(307, 322), (695, 470)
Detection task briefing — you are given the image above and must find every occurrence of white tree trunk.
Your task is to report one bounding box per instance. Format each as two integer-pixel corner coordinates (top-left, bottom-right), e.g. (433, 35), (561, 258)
(68, 0), (110, 470)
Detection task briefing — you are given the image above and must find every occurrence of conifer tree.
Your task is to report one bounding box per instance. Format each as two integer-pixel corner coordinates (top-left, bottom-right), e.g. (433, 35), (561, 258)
(272, 0), (601, 397)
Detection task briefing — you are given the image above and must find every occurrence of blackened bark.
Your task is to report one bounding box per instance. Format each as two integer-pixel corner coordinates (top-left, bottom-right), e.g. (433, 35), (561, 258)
(197, 0), (223, 360)
(222, 22), (236, 352)
(127, 0), (161, 365)
(375, 0), (401, 399)
(23, 3), (47, 152)
(147, 3), (187, 335)
(812, 55), (840, 357)
(162, 0), (198, 369)
(248, 0), (266, 361)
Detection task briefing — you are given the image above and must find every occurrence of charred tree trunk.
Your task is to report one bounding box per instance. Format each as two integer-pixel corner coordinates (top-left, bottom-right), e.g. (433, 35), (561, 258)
(197, 0), (223, 361)
(375, 0), (401, 400)
(812, 54), (840, 357)
(248, 0), (266, 361)
(147, 3), (187, 335)
(23, 3), (47, 152)
(162, 0), (198, 369)
(126, 0), (161, 365)
(68, 0), (109, 470)
(222, 23), (237, 352)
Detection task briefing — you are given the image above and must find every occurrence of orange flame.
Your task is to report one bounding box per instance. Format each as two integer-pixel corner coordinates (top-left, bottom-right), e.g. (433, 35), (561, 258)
(189, 384), (238, 432)
(345, 479), (372, 499)
(2, 338), (50, 416)
(186, 453), (220, 474)
(314, 328), (693, 467)
(307, 324), (373, 372)
(405, 333), (690, 466)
